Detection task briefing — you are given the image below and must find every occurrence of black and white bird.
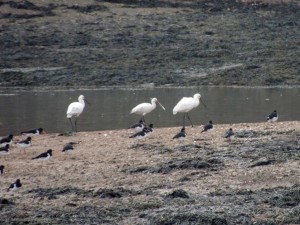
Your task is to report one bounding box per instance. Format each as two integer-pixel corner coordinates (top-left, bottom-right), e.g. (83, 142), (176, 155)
(0, 134), (13, 147)
(224, 128), (235, 142)
(129, 123), (154, 139)
(266, 110), (278, 122)
(7, 179), (22, 192)
(62, 142), (75, 153)
(145, 123), (154, 134)
(0, 144), (10, 154)
(130, 120), (145, 132)
(201, 120), (213, 133)
(16, 137), (32, 153)
(129, 128), (150, 139)
(0, 165), (4, 175)
(21, 128), (44, 136)
(172, 127), (186, 141)
(32, 149), (52, 160)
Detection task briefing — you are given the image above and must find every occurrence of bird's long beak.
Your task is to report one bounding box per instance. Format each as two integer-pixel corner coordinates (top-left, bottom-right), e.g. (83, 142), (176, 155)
(158, 101), (166, 111)
(84, 99), (91, 106)
(200, 98), (207, 109)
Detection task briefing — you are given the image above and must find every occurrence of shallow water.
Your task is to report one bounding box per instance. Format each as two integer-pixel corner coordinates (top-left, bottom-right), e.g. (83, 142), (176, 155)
(0, 87), (299, 136)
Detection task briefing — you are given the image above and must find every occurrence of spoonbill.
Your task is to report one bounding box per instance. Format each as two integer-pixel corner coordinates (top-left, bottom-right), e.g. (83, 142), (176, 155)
(130, 98), (165, 122)
(266, 110), (278, 122)
(66, 95), (90, 132)
(201, 120), (213, 133)
(173, 93), (207, 127)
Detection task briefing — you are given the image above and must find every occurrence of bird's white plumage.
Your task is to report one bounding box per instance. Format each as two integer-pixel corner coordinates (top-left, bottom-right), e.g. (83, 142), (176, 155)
(173, 93), (201, 115)
(67, 95), (86, 118)
(130, 98), (165, 116)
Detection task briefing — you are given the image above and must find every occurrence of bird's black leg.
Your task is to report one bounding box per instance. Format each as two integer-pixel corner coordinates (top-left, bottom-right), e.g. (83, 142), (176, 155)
(186, 113), (194, 127)
(183, 114), (186, 128)
(142, 116), (146, 123)
(74, 117), (78, 132)
(69, 118), (74, 132)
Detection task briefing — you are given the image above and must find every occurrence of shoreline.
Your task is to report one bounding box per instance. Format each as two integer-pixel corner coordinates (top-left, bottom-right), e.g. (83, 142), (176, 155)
(1, 85), (300, 92)
(1, 121), (300, 224)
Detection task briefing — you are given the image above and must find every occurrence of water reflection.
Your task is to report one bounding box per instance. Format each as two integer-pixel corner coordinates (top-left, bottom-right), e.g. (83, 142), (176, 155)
(0, 87), (299, 135)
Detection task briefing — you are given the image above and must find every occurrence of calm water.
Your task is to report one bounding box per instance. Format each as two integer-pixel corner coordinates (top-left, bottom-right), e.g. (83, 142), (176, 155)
(0, 87), (299, 136)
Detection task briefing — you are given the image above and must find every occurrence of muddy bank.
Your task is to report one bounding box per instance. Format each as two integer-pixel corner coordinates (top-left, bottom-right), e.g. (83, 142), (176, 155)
(0, 121), (300, 224)
(0, 0), (299, 88)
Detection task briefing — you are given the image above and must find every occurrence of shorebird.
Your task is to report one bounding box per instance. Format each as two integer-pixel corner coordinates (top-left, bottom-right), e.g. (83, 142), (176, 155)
(66, 95), (90, 132)
(129, 124), (153, 139)
(224, 128), (234, 142)
(7, 179), (22, 192)
(130, 120), (145, 132)
(129, 128), (149, 139)
(0, 134), (13, 147)
(32, 149), (52, 160)
(172, 127), (186, 141)
(173, 93), (207, 127)
(145, 123), (154, 135)
(21, 128), (44, 136)
(130, 98), (165, 122)
(0, 165), (4, 175)
(266, 110), (278, 122)
(16, 137), (32, 153)
(62, 142), (76, 153)
(201, 120), (213, 133)
(0, 144), (10, 155)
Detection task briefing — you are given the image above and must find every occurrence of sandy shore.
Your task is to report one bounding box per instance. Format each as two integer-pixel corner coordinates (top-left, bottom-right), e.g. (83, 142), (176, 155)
(1, 121), (300, 224)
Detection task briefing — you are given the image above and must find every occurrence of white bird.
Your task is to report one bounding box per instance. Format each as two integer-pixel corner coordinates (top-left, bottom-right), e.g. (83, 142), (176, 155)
(173, 93), (207, 127)
(130, 98), (165, 122)
(66, 95), (90, 132)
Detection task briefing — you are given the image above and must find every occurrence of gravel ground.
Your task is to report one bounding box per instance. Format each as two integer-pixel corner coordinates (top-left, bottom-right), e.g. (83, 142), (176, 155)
(1, 121), (300, 224)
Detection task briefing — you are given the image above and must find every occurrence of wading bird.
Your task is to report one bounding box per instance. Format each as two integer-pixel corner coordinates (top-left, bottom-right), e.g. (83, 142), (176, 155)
(21, 128), (44, 136)
(32, 149), (52, 160)
(130, 98), (165, 123)
(0, 144), (10, 155)
(0, 134), (13, 147)
(7, 179), (22, 192)
(66, 95), (90, 132)
(16, 137), (31, 153)
(130, 120), (145, 132)
(201, 120), (213, 133)
(224, 128), (234, 142)
(172, 127), (186, 141)
(267, 110), (278, 122)
(0, 165), (4, 175)
(173, 93), (207, 127)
